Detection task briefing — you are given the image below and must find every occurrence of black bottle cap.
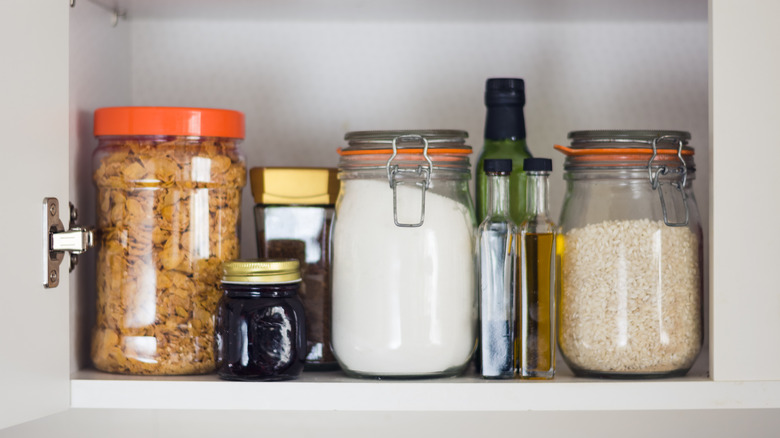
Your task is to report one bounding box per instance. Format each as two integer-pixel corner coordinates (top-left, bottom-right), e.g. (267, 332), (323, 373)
(484, 159), (513, 174)
(484, 78), (527, 141)
(523, 158), (552, 172)
(485, 78), (525, 107)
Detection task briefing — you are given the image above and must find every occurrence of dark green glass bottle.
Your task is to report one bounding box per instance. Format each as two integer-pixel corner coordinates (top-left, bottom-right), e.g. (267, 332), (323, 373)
(476, 78), (533, 224)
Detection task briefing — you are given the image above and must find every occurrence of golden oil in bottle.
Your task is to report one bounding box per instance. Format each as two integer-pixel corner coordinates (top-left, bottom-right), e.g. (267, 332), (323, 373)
(518, 232), (555, 378)
(516, 157), (557, 380)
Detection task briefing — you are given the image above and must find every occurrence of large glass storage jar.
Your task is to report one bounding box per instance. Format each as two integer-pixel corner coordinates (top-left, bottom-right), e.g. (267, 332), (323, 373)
(250, 167), (338, 370)
(332, 130), (478, 378)
(91, 107), (246, 375)
(555, 130), (703, 378)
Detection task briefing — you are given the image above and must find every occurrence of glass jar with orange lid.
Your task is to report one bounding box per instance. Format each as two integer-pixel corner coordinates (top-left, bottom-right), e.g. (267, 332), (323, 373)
(332, 130), (478, 378)
(91, 107), (246, 375)
(556, 130), (703, 378)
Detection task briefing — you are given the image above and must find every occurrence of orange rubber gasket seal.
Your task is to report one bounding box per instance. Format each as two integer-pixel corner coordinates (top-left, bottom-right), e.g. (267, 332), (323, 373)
(555, 145), (694, 156)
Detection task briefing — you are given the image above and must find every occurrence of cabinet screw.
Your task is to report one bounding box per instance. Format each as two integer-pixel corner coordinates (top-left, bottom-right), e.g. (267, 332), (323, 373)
(49, 203), (57, 216)
(49, 270), (58, 284)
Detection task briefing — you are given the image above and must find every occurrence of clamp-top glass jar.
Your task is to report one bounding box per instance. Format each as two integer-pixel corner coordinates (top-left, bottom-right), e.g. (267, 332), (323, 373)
(332, 130), (477, 378)
(555, 130), (703, 378)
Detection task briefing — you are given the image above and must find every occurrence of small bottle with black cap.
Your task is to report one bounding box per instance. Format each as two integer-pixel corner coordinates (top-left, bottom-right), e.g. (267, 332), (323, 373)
(476, 78), (533, 225)
(517, 158), (557, 379)
(477, 158), (517, 379)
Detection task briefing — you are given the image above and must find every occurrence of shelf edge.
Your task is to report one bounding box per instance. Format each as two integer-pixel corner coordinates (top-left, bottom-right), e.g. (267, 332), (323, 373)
(70, 377), (780, 411)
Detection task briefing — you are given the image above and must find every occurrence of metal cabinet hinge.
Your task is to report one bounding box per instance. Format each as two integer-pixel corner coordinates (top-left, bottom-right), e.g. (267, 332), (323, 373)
(43, 197), (94, 288)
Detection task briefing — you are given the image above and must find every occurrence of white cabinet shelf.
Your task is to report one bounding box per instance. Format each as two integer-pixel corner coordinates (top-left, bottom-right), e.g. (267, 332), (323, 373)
(73, 368), (780, 412)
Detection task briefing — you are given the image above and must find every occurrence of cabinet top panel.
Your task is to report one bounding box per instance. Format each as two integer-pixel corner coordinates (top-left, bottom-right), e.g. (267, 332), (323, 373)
(91, 0), (707, 22)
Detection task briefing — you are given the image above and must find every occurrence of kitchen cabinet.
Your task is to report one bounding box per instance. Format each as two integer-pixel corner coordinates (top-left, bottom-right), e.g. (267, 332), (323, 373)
(1, 0), (779, 434)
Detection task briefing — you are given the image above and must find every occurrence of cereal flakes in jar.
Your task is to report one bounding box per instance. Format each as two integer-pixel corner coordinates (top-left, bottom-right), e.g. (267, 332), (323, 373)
(91, 107), (246, 375)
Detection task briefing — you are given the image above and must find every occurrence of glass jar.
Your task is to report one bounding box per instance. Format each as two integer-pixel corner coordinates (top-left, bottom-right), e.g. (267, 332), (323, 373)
(332, 130), (478, 378)
(215, 259), (306, 381)
(555, 130), (703, 378)
(250, 167), (338, 370)
(91, 107), (246, 375)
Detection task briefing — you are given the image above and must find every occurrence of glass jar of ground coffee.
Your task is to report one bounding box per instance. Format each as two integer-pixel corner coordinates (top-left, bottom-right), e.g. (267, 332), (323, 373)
(250, 167), (338, 370)
(215, 259), (307, 381)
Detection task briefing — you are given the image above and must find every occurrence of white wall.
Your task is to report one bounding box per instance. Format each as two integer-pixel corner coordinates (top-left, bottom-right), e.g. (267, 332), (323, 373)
(127, 19), (709, 259)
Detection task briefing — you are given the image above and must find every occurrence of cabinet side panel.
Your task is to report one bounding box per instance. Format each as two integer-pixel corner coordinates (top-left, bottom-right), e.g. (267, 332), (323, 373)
(711, 0), (780, 380)
(0, 0), (70, 429)
(69, 0), (132, 374)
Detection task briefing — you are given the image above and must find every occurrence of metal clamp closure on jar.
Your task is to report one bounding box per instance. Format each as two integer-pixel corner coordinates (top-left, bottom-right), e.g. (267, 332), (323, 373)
(556, 130), (695, 227)
(339, 130), (472, 228)
(647, 135), (689, 227)
(386, 135), (433, 227)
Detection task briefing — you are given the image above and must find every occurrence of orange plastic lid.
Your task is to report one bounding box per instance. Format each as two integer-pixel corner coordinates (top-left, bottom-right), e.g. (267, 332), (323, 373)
(94, 107), (245, 139)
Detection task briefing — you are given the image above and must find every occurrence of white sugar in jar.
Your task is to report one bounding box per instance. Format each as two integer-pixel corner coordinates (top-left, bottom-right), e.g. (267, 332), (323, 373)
(332, 131), (477, 378)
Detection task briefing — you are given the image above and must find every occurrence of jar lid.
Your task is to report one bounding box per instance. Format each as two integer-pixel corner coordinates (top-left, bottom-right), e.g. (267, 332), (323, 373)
(556, 130), (695, 170)
(250, 167), (338, 205)
(94, 107), (245, 139)
(569, 130), (691, 145)
(564, 130), (693, 154)
(222, 259), (301, 283)
(340, 130), (471, 155)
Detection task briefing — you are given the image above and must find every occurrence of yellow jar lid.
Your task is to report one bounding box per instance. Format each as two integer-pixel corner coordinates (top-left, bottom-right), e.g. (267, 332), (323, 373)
(250, 167), (338, 205)
(222, 259), (301, 283)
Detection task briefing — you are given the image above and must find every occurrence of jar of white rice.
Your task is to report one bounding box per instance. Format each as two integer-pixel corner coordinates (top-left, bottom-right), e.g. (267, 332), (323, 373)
(332, 130), (477, 378)
(555, 130), (703, 378)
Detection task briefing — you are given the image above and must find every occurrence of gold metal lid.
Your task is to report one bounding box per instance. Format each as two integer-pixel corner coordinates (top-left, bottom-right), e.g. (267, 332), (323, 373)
(250, 167), (338, 205)
(222, 259), (301, 283)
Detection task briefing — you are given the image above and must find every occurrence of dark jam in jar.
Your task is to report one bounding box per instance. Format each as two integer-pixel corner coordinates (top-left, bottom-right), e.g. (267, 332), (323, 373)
(216, 259), (307, 381)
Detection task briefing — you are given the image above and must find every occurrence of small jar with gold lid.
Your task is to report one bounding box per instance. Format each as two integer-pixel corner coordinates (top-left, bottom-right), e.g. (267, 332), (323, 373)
(250, 167), (338, 370)
(215, 259), (307, 381)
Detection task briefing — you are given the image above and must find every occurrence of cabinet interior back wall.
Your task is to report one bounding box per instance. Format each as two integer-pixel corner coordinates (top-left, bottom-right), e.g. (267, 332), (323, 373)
(69, 2), (709, 373)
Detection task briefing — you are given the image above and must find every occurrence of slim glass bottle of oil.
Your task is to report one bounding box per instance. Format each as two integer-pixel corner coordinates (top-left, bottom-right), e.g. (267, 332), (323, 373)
(477, 159), (517, 379)
(517, 158), (556, 379)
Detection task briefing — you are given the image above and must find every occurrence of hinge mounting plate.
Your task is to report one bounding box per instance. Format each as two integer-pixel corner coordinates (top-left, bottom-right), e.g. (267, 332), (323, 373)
(43, 197), (94, 288)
